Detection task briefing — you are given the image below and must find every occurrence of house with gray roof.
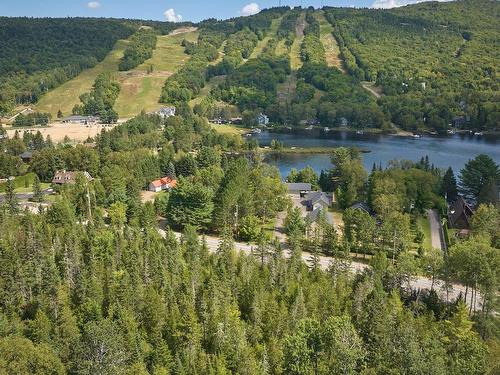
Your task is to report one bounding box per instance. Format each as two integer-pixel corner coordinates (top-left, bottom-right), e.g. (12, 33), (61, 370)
(285, 182), (312, 196)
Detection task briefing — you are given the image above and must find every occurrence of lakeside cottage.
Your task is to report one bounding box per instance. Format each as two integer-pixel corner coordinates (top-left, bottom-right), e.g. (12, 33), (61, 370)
(256, 113), (269, 126)
(149, 176), (177, 192)
(448, 196), (474, 230)
(52, 170), (93, 185)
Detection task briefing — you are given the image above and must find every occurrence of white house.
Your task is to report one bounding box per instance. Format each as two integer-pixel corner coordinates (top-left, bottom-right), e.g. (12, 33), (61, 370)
(148, 176), (177, 192)
(156, 107), (176, 118)
(256, 113), (269, 126)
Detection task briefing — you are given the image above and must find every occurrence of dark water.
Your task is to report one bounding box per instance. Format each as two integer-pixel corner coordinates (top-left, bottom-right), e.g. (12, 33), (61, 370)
(250, 130), (500, 178)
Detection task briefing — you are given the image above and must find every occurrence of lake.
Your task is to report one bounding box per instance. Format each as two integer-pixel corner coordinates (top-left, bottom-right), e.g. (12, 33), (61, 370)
(250, 130), (500, 178)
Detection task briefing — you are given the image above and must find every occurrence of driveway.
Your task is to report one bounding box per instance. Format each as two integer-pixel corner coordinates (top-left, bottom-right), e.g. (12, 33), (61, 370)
(428, 209), (446, 252)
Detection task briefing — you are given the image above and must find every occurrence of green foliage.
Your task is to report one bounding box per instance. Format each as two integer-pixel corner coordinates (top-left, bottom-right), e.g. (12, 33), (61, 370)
(166, 176), (214, 230)
(459, 154), (500, 204)
(74, 73), (120, 122)
(13, 112), (51, 127)
(0, 18), (136, 114)
(119, 28), (158, 71)
(325, 1), (500, 132)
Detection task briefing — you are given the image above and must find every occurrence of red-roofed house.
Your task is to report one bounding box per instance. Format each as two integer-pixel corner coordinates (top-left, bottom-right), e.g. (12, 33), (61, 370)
(148, 176), (177, 192)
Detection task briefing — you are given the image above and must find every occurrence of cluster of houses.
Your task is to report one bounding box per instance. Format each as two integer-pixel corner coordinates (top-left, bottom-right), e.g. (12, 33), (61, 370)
(285, 183), (334, 225)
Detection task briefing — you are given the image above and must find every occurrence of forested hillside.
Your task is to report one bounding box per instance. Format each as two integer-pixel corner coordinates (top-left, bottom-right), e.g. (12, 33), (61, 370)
(0, 18), (182, 115)
(325, 0), (499, 132)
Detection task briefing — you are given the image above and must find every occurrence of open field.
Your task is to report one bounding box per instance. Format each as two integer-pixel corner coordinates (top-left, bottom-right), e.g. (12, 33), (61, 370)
(35, 39), (129, 118)
(316, 11), (345, 72)
(5, 122), (117, 143)
(0, 173), (50, 193)
(209, 123), (247, 136)
(114, 29), (199, 118)
(35, 28), (198, 120)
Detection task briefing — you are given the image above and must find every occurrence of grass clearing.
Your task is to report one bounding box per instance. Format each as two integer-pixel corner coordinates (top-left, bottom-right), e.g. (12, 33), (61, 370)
(316, 11), (345, 72)
(35, 39), (129, 118)
(209, 123), (246, 136)
(189, 76), (226, 107)
(417, 215), (433, 250)
(250, 17), (282, 59)
(290, 13), (306, 70)
(0, 173), (50, 193)
(115, 30), (198, 118)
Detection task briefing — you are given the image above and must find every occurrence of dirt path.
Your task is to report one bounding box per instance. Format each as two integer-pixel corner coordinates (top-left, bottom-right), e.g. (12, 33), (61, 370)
(361, 81), (382, 99)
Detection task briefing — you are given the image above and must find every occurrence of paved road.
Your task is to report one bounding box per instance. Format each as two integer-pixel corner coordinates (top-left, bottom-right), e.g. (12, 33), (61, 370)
(428, 209), (446, 251)
(160, 229), (480, 310)
(0, 188), (53, 203)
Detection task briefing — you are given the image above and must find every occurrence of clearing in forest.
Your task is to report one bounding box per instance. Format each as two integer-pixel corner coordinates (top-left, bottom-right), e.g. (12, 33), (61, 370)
(249, 17), (282, 59)
(114, 28), (198, 118)
(316, 11), (345, 72)
(35, 39), (129, 118)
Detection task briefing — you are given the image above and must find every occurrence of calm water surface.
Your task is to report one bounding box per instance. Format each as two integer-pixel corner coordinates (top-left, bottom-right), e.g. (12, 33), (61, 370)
(250, 131), (500, 178)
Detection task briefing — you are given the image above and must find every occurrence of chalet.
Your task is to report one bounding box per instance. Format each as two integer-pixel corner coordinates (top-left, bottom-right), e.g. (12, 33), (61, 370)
(19, 151), (33, 163)
(448, 196), (474, 230)
(149, 176), (177, 193)
(155, 107), (176, 119)
(52, 170), (93, 185)
(306, 206), (334, 225)
(256, 113), (269, 126)
(285, 182), (312, 197)
(62, 115), (99, 125)
(304, 191), (332, 211)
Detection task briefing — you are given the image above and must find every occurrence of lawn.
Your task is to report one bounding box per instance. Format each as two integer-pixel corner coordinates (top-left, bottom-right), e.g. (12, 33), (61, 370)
(0, 173), (50, 193)
(35, 39), (130, 118)
(209, 123), (246, 136)
(416, 215), (432, 250)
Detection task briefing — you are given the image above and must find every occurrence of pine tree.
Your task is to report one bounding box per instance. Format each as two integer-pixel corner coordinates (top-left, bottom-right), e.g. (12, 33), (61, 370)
(5, 178), (18, 214)
(32, 174), (44, 202)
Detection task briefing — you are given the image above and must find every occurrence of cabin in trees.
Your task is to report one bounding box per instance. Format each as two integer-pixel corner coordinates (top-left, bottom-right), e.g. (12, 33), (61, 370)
(52, 170), (93, 185)
(448, 196), (474, 230)
(304, 191), (332, 211)
(256, 113), (269, 126)
(19, 151), (33, 163)
(148, 176), (177, 192)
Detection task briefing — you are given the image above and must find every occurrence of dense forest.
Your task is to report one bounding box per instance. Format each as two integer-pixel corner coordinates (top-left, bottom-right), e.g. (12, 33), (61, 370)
(0, 18), (182, 115)
(0, 107), (499, 373)
(119, 28), (158, 71)
(325, 0), (499, 132)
